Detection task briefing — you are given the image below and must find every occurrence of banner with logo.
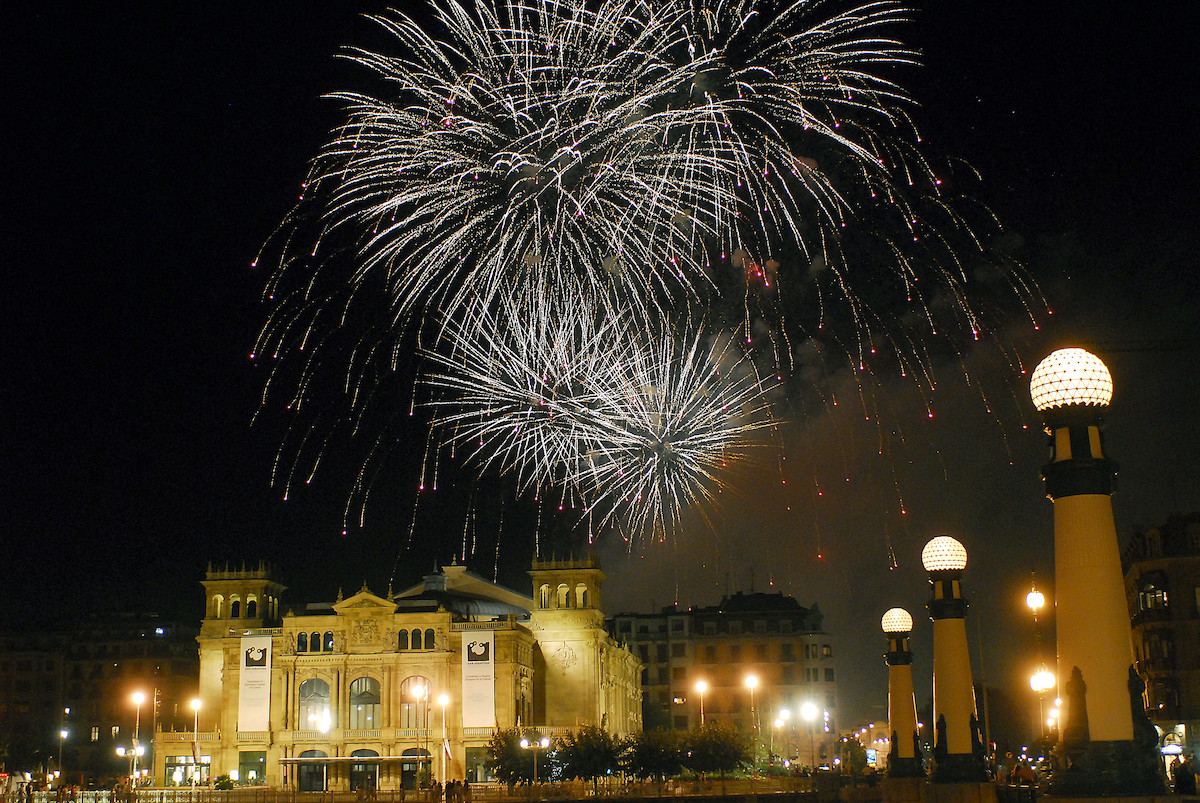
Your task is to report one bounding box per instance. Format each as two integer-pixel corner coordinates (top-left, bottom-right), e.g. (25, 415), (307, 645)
(461, 631), (495, 727)
(238, 636), (272, 731)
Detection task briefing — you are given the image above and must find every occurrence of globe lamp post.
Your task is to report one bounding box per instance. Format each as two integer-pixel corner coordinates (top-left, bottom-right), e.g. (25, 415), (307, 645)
(520, 737), (550, 785)
(1030, 668), (1056, 740)
(131, 692), (145, 782)
(923, 536), (988, 782)
(1029, 347), (1164, 794)
(694, 680), (707, 727)
(881, 608), (923, 778)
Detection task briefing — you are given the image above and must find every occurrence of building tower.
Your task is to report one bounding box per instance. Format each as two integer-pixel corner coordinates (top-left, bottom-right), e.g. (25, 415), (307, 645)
(882, 608), (923, 778)
(197, 563), (286, 732)
(1029, 347), (1165, 795)
(922, 535), (988, 782)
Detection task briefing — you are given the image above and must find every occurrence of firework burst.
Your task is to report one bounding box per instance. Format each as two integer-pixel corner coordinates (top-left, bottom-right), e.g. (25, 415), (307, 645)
(423, 296), (778, 538)
(254, 0), (1045, 542)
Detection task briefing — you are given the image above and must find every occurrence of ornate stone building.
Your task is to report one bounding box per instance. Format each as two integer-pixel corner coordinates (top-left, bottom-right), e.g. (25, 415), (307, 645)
(159, 557), (640, 789)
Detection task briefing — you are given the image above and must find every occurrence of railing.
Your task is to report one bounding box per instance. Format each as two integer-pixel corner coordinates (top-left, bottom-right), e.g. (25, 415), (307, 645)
(345, 730), (382, 740)
(238, 732), (271, 742)
(451, 622), (517, 632)
(159, 733), (219, 743)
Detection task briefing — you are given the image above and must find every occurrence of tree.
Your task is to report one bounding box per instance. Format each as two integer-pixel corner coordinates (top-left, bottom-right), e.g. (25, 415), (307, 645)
(683, 722), (751, 778)
(624, 728), (684, 781)
(484, 727), (542, 787)
(556, 726), (623, 789)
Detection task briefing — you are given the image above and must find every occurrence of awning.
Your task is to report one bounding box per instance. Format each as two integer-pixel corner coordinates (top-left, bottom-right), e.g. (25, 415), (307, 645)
(279, 757), (428, 764)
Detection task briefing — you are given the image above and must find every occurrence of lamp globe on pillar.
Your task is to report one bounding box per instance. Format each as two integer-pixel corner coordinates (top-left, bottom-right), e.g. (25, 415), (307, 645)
(922, 535), (988, 783)
(881, 607), (923, 778)
(1029, 347), (1165, 795)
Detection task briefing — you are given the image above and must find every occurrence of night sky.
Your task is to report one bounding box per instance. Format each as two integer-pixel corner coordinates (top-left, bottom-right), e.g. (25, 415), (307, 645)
(7, 2), (1199, 737)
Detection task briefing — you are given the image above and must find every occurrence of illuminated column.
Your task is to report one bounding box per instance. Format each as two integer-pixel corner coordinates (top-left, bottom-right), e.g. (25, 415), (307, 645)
(923, 536), (988, 783)
(1029, 347), (1164, 795)
(881, 608), (923, 778)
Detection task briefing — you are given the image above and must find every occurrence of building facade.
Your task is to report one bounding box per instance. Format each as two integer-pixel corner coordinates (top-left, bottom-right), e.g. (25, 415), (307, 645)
(0, 613), (198, 784)
(164, 557), (639, 789)
(608, 591), (837, 765)
(1122, 512), (1200, 763)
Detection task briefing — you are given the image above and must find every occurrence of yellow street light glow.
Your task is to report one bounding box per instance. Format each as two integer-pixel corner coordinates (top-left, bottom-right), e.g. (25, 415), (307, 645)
(1030, 668), (1056, 692)
(745, 675), (758, 689)
(881, 607), (914, 633)
(1029, 348), (1112, 411)
(132, 692), (145, 705)
(1026, 589), (1045, 612)
(921, 536), (968, 572)
(694, 680), (707, 693)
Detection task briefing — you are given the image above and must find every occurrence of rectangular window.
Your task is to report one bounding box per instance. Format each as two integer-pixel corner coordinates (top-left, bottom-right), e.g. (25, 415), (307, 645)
(822, 644), (833, 658)
(638, 645), (649, 662)
(671, 643), (685, 658)
(825, 668), (835, 682)
(112, 725), (120, 738)
(619, 621), (631, 633)
(671, 667), (685, 681)
(239, 751), (267, 785)
(656, 644), (668, 662)
(730, 644), (742, 660)
(780, 643), (794, 661)
(756, 644), (767, 660)
(704, 646), (717, 663)
(91, 726), (99, 742)
(671, 619), (685, 632)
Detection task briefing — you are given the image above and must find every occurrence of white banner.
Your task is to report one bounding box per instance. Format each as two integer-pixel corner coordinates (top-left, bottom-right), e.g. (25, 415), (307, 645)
(461, 631), (495, 727)
(238, 636), (272, 731)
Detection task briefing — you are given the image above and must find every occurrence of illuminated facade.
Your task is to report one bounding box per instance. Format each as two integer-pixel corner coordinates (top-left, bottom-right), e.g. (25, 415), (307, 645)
(1122, 513), (1200, 760)
(161, 558), (639, 789)
(608, 591), (837, 764)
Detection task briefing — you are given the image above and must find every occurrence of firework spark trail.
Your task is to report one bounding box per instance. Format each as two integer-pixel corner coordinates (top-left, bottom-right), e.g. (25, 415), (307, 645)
(422, 296), (779, 539)
(254, 0), (1046, 540)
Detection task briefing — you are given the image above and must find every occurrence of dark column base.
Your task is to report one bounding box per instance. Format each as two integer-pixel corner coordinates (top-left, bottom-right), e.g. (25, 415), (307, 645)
(932, 752), (989, 784)
(887, 756), (925, 778)
(1047, 738), (1167, 797)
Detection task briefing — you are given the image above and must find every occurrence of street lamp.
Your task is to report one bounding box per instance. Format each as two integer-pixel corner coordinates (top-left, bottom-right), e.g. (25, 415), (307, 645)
(694, 680), (707, 726)
(190, 699), (202, 785)
(438, 694), (450, 783)
(412, 684), (430, 786)
(1030, 668), (1056, 739)
(800, 702), (818, 770)
(117, 745), (146, 784)
(519, 737), (550, 785)
(745, 675), (758, 771)
(131, 692), (145, 782)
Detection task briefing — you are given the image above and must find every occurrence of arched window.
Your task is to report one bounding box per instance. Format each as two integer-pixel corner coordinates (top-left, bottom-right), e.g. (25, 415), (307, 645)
(298, 751), (327, 792)
(557, 584), (569, 608)
(323, 631), (335, 652)
(349, 677), (381, 729)
(411, 629), (423, 650)
(212, 595), (224, 619)
(246, 597), (258, 618)
(350, 749), (380, 792)
(298, 678), (331, 731)
(297, 632), (308, 652)
(424, 629), (435, 650)
(398, 630), (409, 650)
(398, 676), (432, 729)
(539, 585), (550, 609)
(310, 632), (322, 653)
(230, 598), (241, 618)
(575, 584), (588, 608)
